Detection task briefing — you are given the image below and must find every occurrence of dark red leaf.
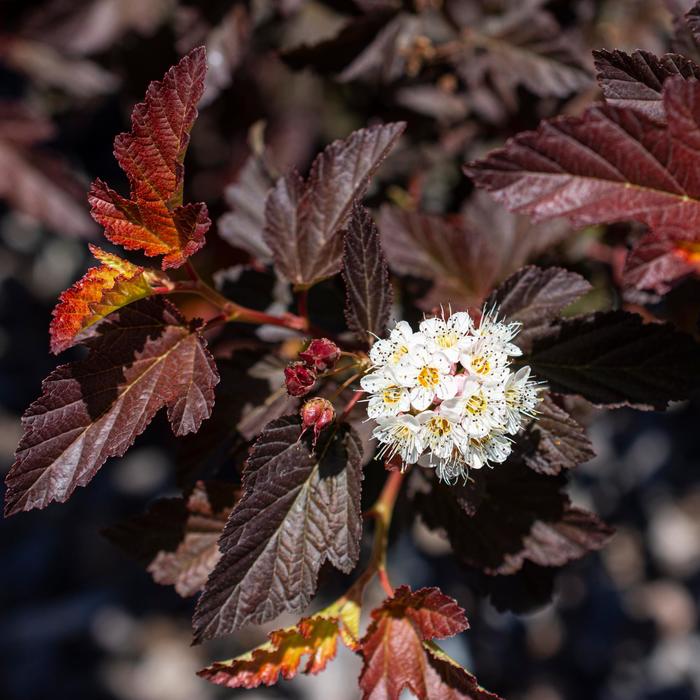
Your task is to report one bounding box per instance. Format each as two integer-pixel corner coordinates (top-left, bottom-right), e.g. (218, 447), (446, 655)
(263, 122), (405, 288)
(359, 586), (500, 700)
(4, 298), (219, 516)
(378, 196), (570, 310)
(527, 310), (700, 409)
(193, 416), (363, 641)
(488, 266), (592, 353)
(523, 394), (595, 475)
(88, 48), (210, 269)
(104, 481), (239, 597)
(594, 49), (700, 121)
(343, 203), (393, 345)
(622, 234), (698, 293)
(415, 461), (612, 575)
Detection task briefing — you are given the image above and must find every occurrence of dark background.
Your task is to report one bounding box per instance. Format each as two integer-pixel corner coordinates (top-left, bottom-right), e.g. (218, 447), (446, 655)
(1, 1), (700, 699)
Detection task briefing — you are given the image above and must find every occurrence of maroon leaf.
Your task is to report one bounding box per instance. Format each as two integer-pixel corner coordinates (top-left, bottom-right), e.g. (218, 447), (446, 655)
(415, 461), (612, 576)
(622, 234), (697, 293)
(462, 9), (590, 101)
(523, 394), (595, 475)
(264, 122), (405, 288)
(88, 48), (211, 269)
(342, 203), (393, 345)
(104, 481), (239, 596)
(193, 416), (363, 641)
(4, 298), (219, 516)
(359, 586), (500, 700)
(527, 310), (700, 409)
(378, 196), (570, 310)
(219, 149), (276, 262)
(465, 77), (700, 292)
(593, 49), (700, 121)
(488, 266), (592, 353)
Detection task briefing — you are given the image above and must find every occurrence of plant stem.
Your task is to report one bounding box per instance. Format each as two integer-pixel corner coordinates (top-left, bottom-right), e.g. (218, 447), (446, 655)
(297, 289), (309, 324)
(158, 279), (310, 332)
(348, 468), (405, 601)
(338, 388), (364, 420)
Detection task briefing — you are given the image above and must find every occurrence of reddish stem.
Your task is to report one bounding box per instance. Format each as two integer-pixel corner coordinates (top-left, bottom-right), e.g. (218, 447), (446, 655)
(339, 390), (364, 421)
(297, 289), (309, 324)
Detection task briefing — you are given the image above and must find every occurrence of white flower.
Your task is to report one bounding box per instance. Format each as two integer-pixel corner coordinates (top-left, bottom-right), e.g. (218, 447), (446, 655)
(419, 312), (472, 362)
(503, 367), (540, 433)
(472, 307), (523, 357)
(373, 414), (425, 465)
(441, 381), (506, 439)
(361, 306), (542, 481)
(361, 370), (411, 418)
(391, 344), (457, 411)
(459, 338), (510, 386)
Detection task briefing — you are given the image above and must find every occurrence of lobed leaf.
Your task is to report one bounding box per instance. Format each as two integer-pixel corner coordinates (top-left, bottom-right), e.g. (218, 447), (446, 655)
(378, 196), (570, 310)
(527, 310), (700, 409)
(88, 47), (210, 269)
(4, 298), (219, 516)
(264, 122), (405, 288)
(359, 586), (499, 700)
(622, 234), (698, 293)
(523, 394), (595, 475)
(193, 416), (363, 641)
(465, 77), (700, 291)
(342, 203), (393, 345)
(415, 461), (612, 575)
(104, 480), (239, 596)
(49, 244), (163, 354)
(488, 266), (592, 353)
(198, 599), (360, 689)
(594, 49), (700, 121)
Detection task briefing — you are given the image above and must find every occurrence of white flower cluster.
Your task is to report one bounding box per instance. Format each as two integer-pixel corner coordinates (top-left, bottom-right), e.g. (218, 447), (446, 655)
(361, 309), (540, 482)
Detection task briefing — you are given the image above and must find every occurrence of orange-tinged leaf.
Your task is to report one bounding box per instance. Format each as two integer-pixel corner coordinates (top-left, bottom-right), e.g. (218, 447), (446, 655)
(359, 587), (500, 700)
(49, 244), (160, 354)
(88, 47), (210, 269)
(198, 612), (348, 689)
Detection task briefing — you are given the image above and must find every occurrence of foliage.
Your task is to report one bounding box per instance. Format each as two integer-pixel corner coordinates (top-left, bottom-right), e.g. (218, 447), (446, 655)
(4, 2), (700, 698)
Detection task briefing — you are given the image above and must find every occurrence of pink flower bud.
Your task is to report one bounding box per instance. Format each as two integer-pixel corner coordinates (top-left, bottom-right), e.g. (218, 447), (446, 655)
(300, 398), (335, 444)
(284, 362), (317, 397)
(299, 338), (341, 372)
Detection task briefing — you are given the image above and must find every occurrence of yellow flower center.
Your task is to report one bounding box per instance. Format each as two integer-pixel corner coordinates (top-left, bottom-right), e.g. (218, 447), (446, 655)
(466, 392), (487, 415)
(471, 356), (490, 375)
(382, 387), (404, 404)
(417, 366), (440, 389)
(391, 345), (409, 363)
(427, 416), (451, 437)
(436, 331), (458, 349)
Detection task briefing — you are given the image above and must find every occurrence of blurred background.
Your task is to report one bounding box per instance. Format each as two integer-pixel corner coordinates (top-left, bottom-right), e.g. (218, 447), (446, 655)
(1, 1), (700, 699)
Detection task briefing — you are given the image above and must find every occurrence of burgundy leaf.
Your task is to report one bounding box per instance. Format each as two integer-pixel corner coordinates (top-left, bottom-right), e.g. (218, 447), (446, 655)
(105, 481), (239, 596)
(415, 461), (612, 576)
(343, 203), (393, 345)
(523, 394), (595, 475)
(465, 77), (700, 291)
(378, 196), (570, 310)
(488, 266), (592, 353)
(219, 149), (275, 262)
(593, 49), (700, 121)
(193, 416), (363, 641)
(4, 298), (219, 516)
(622, 234), (697, 293)
(359, 586), (500, 700)
(527, 310), (700, 409)
(264, 122), (405, 288)
(88, 48), (211, 269)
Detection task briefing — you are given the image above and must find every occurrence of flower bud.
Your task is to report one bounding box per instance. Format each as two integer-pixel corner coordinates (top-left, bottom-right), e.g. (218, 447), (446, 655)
(299, 338), (341, 372)
(300, 398), (335, 444)
(284, 361), (317, 397)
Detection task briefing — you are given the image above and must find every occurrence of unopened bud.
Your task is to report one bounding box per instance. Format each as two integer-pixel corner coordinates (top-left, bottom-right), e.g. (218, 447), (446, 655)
(284, 361), (317, 397)
(300, 398), (335, 444)
(299, 338), (341, 372)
